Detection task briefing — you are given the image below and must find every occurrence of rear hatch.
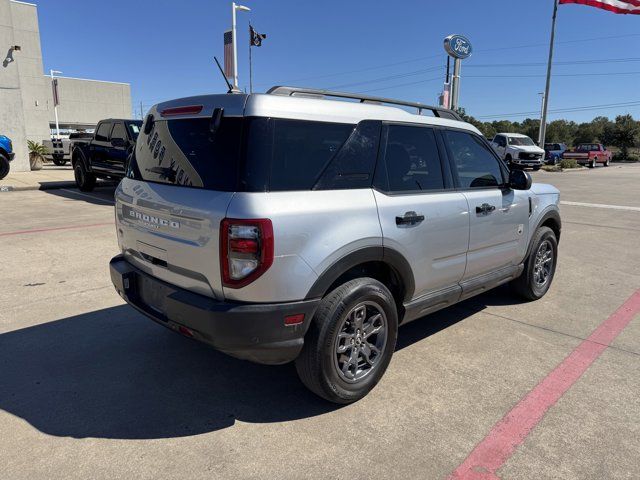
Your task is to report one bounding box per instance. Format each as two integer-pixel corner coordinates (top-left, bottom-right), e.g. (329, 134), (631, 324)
(115, 95), (247, 300)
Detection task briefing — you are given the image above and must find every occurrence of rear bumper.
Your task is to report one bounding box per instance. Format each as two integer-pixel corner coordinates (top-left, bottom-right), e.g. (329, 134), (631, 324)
(110, 255), (319, 365)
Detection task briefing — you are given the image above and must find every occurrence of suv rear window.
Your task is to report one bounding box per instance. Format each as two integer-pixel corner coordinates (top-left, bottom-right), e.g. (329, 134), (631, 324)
(130, 117), (243, 190)
(129, 115), (379, 192)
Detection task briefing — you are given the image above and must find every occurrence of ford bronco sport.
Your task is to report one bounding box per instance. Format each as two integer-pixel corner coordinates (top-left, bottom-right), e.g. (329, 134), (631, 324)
(110, 86), (561, 404)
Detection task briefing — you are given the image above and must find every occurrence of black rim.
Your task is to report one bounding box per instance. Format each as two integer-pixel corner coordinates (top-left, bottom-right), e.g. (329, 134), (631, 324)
(533, 239), (554, 287)
(333, 301), (388, 383)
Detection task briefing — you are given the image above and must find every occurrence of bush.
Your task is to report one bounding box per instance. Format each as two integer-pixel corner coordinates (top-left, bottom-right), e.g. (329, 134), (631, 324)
(559, 158), (579, 169)
(612, 152), (639, 162)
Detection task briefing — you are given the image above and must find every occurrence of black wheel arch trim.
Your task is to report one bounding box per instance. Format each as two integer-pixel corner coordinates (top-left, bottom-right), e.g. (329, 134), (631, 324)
(71, 147), (92, 172)
(527, 208), (561, 259)
(305, 246), (415, 302)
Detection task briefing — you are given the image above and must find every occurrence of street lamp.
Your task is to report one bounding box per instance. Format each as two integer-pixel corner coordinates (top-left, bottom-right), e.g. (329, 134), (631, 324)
(50, 69), (63, 139)
(232, 2), (250, 90)
(537, 92), (545, 146)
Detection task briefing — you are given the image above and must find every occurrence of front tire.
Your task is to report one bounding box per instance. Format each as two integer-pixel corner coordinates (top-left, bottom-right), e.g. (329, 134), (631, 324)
(512, 226), (558, 301)
(295, 278), (398, 404)
(604, 157), (610, 167)
(74, 161), (96, 192)
(590, 158), (596, 168)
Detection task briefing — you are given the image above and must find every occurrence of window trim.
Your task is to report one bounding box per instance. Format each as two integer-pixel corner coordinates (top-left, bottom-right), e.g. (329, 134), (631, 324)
(109, 122), (128, 143)
(373, 121), (453, 196)
(441, 126), (509, 192)
(95, 122), (113, 142)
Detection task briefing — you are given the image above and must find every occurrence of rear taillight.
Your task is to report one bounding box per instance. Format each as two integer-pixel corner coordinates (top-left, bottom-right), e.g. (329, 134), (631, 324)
(220, 218), (274, 288)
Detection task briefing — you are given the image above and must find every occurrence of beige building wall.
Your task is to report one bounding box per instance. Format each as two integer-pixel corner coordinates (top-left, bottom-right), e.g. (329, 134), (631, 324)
(0, 0), (132, 173)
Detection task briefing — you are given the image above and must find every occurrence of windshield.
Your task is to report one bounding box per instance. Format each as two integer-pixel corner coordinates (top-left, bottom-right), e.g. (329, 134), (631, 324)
(508, 136), (535, 146)
(127, 121), (142, 140)
(577, 144), (599, 152)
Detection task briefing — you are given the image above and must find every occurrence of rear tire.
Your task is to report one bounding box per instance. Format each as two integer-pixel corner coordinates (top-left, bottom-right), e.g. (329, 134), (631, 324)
(295, 278), (398, 404)
(0, 154), (10, 180)
(52, 155), (67, 166)
(590, 158), (596, 168)
(74, 161), (96, 192)
(604, 157), (610, 167)
(511, 226), (558, 301)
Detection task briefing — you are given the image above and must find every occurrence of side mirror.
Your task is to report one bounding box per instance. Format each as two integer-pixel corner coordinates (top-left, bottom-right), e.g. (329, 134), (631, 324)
(111, 137), (126, 148)
(509, 169), (532, 190)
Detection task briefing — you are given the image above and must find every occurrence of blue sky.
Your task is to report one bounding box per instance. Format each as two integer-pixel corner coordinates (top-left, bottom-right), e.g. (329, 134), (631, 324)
(36, 0), (640, 123)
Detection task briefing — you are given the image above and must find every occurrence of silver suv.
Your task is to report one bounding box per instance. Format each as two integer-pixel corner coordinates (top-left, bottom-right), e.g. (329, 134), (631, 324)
(110, 87), (561, 404)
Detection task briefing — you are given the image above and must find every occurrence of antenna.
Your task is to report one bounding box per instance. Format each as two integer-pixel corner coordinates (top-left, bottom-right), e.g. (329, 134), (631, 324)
(214, 56), (235, 94)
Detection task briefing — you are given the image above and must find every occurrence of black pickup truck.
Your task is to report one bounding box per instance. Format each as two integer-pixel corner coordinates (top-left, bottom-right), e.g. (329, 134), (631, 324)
(72, 118), (142, 191)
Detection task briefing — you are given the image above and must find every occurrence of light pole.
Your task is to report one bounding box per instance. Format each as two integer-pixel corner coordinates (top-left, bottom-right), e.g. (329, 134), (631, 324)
(50, 69), (62, 139)
(232, 2), (250, 90)
(538, 92), (545, 145)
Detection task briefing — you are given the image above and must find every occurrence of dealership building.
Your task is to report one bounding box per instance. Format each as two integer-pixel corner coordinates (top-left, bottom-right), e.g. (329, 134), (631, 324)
(1, 0), (132, 172)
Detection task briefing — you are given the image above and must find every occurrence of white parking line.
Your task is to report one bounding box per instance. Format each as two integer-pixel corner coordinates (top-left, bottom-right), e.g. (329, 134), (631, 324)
(561, 201), (640, 212)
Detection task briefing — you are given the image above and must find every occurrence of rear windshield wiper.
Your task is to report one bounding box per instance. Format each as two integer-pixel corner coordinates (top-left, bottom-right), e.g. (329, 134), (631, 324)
(146, 166), (176, 181)
(209, 107), (224, 140)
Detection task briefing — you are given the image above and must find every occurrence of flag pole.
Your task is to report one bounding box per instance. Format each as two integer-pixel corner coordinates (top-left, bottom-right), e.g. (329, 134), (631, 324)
(249, 24), (253, 94)
(539, 0), (559, 147)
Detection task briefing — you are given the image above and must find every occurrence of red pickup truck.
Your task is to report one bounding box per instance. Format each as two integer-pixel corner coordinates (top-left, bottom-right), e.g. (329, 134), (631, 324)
(562, 143), (612, 168)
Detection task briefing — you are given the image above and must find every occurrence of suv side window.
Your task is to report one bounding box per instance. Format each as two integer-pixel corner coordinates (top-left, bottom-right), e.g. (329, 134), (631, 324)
(269, 119), (354, 191)
(380, 124), (444, 193)
(444, 129), (504, 189)
(110, 123), (127, 142)
(314, 120), (381, 190)
(95, 122), (112, 142)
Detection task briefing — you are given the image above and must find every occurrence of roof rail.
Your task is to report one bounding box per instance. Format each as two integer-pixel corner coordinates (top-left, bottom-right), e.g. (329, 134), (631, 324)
(266, 86), (463, 121)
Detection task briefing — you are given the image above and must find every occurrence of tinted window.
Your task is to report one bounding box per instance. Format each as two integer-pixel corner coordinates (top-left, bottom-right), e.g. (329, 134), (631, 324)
(383, 125), (444, 193)
(314, 120), (381, 190)
(95, 122), (112, 142)
(111, 123), (127, 141)
(269, 119), (353, 191)
(129, 117), (242, 190)
(127, 122), (141, 140)
(445, 130), (504, 188)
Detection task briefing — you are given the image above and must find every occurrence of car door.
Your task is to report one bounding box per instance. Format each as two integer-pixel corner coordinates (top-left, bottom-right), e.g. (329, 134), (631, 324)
(442, 128), (530, 283)
(107, 122), (129, 174)
(90, 121), (112, 172)
(373, 123), (469, 304)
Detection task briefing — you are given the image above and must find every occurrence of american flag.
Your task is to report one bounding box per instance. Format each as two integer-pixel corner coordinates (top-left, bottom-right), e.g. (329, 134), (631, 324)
(559, 0), (640, 14)
(223, 30), (234, 79)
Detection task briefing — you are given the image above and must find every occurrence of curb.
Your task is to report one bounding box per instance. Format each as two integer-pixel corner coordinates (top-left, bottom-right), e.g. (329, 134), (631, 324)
(0, 181), (76, 192)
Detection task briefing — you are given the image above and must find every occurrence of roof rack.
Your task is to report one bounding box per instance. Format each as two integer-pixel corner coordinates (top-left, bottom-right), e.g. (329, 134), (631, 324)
(266, 86), (463, 121)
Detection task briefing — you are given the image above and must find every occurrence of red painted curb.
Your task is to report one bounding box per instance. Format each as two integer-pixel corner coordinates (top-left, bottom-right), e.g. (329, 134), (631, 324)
(0, 222), (113, 237)
(449, 289), (640, 480)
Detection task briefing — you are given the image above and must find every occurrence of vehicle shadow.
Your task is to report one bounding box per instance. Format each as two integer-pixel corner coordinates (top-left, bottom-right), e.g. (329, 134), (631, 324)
(43, 185), (117, 206)
(0, 288), (520, 440)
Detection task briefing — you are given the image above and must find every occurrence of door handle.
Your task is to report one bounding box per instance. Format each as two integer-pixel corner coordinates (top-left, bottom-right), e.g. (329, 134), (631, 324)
(396, 211), (425, 226)
(476, 203), (496, 214)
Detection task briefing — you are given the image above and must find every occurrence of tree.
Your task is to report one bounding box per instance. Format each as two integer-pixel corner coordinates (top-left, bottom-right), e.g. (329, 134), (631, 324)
(611, 114), (640, 159)
(546, 120), (578, 145)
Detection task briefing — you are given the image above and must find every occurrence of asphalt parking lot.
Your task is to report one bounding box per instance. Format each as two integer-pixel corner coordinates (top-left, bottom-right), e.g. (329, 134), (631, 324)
(1, 164), (639, 480)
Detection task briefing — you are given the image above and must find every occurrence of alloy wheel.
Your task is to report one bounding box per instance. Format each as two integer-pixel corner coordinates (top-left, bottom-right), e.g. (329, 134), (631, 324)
(533, 240), (553, 287)
(333, 301), (388, 383)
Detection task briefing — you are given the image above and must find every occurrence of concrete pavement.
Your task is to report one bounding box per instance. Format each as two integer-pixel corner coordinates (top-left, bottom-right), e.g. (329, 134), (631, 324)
(0, 165), (639, 479)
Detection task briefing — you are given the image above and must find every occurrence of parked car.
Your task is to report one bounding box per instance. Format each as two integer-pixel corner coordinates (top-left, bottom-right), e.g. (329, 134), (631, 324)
(562, 143), (611, 168)
(544, 142), (567, 165)
(490, 133), (545, 170)
(71, 119), (142, 191)
(110, 87), (561, 404)
(0, 134), (15, 180)
(43, 137), (71, 165)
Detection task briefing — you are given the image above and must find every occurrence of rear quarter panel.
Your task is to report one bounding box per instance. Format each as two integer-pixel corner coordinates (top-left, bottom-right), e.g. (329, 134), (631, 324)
(224, 189), (383, 303)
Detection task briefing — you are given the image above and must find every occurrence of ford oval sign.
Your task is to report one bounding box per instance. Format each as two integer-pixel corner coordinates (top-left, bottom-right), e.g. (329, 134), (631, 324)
(444, 34), (472, 60)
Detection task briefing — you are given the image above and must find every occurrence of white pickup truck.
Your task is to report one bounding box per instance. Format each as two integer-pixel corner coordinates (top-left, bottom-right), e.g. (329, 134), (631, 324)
(490, 133), (545, 170)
